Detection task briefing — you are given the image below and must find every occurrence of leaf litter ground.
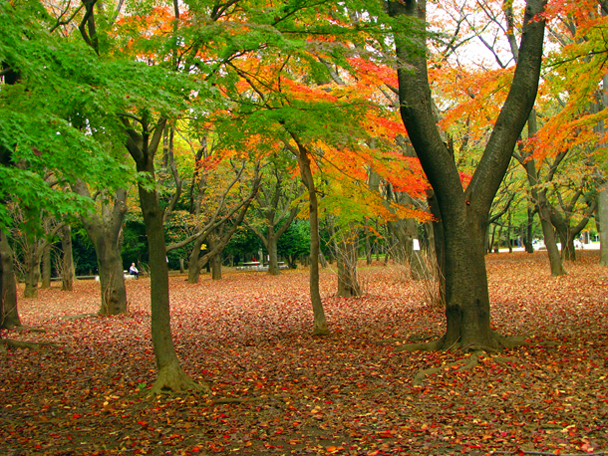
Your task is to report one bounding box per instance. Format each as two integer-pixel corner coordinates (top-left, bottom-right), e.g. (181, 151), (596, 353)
(1, 251), (607, 456)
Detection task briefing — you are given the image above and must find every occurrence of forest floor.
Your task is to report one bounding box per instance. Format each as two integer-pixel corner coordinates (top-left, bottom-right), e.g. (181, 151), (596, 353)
(1, 251), (607, 456)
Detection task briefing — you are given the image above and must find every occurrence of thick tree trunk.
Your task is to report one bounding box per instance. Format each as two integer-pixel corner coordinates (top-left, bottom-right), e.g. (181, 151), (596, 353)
(599, 185), (608, 266)
(441, 219), (495, 349)
(389, 0), (546, 350)
(60, 225), (75, 291)
(211, 253), (222, 280)
(0, 230), (20, 329)
(23, 247), (41, 299)
(73, 183), (128, 314)
(97, 242), (128, 316)
(187, 236), (206, 284)
(335, 226), (362, 298)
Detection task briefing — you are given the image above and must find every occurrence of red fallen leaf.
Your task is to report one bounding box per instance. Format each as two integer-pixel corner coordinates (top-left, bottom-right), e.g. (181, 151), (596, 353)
(71, 414), (82, 419)
(137, 420), (147, 426)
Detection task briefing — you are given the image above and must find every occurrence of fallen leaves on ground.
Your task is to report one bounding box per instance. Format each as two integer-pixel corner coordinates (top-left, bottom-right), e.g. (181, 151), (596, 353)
(1, 251), (607, 455)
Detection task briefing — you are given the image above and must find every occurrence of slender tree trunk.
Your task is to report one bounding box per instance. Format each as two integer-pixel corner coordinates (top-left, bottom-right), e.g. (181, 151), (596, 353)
(365, 226), (372, 265)
(0, 230), (20, 329)
(293, 143), (329, 335)
(125, 116), (202, 393)
(524, 206), (535, 253)
(41, 244), (51, 289)
(267, 225), (281, 276)
(521, 114), (566, 275)
(599, 185), (608, 266)
(61, 225), (75, 291)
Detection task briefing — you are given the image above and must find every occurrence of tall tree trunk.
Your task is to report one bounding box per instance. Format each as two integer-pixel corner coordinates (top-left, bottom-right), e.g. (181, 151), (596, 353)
(124, 116), (203, 393)
(291, 141), (329, 335)
(599, 185), (608, 266)
(389, 0), (546, 350)
(519, 111), (566, 276)
(524, 206), (535, 253)
(60, 225), (75, 291)
(0, 230), (20, 329)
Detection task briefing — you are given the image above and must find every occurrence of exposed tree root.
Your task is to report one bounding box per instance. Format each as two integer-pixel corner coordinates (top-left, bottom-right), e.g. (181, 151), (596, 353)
(149, 363), (211, 396)
(395, 337), (445, 352)
(412, 351), (483, 386)
(13, 325), (47, 333)
(2, 339), (58, 350)
(60, 313), (97, 321)
(396, 331), (529, 353)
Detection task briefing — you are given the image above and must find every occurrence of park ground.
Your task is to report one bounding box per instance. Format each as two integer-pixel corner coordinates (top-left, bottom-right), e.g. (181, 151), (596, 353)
(1, 251), (607, 456)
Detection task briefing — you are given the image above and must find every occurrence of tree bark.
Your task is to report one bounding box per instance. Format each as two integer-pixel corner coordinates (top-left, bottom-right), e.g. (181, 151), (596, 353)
(211, 251), (222, 280)
(518, 111), (566, 275)
(41, 244), (51, 289)
(330, 220), (362, 298)
(60, 225), (75, 291)
(73, 182), (128, 315)
(388, 0), (546, 350)
(0, 230), (20, 329)
(290, 140), (329, 335)
(598, 185), (608, 266)
(336, 231), (362, 297)
(23, 245), (41, 299)
(187, 236), (206, 284)
(124, 115), (203, 393)
(524, 206), (535, 253)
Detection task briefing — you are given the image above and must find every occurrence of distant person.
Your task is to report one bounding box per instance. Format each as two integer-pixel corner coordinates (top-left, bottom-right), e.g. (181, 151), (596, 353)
(252, 256), (257, 263)
(129, 263), (139, 279)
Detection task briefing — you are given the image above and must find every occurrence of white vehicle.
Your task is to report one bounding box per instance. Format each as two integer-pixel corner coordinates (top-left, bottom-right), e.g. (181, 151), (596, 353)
(532, 239), (546, 250)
